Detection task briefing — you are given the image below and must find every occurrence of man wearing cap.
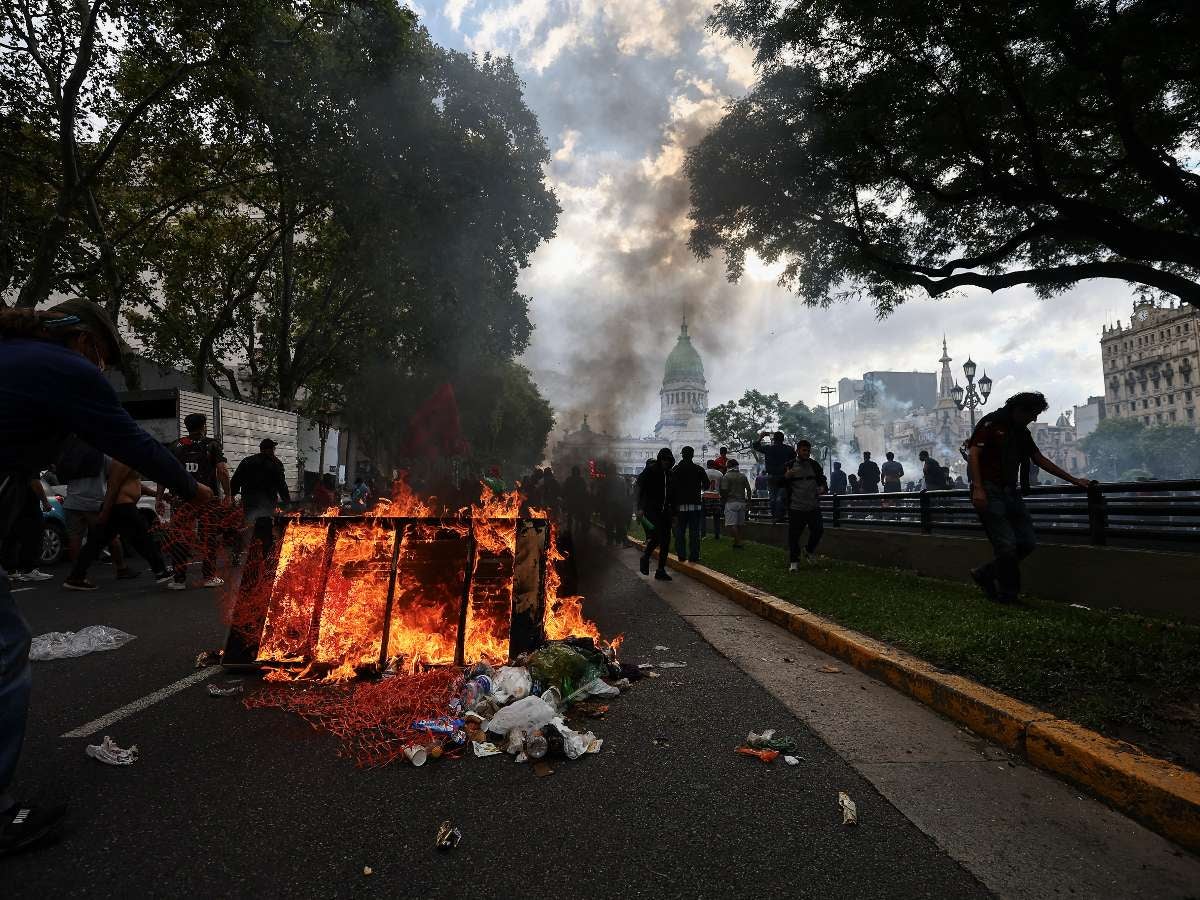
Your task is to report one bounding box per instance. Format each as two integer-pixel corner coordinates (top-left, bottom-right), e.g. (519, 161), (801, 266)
(0, 299), (211, 854)
(161, 413), (229, 590)
(230, 438), (292, 559)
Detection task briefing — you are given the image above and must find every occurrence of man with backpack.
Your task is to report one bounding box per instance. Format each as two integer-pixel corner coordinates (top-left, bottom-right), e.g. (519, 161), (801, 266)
(160, 413), (229, 590)
(784, 440), (828, 570)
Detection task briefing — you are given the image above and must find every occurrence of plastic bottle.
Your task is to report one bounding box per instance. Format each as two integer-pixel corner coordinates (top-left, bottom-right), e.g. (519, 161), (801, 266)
(524, 728), (548, 760)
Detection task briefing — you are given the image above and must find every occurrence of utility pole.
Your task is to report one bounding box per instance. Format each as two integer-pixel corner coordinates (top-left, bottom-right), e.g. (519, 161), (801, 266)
(820, 385), (836, 463)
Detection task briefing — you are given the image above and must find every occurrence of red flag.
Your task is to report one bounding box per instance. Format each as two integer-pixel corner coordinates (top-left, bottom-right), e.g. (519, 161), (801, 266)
(401, 382), (470, 458)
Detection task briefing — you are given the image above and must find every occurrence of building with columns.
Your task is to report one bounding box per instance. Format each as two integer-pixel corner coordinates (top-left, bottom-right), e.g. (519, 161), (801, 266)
(553, 317), (745, 476)
(1101, 300), (1199, 429)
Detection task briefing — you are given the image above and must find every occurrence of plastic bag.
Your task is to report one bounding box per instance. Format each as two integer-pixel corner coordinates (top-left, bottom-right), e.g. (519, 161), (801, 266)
(528, 644), (601, 700)
(747, 729), (796, 752)
(491, 666), (533, 704)
(30, 626), (135, 661)
(485, 695), (557, 736)
(550, 717), (601, 760)
(567, 677), (619, 704)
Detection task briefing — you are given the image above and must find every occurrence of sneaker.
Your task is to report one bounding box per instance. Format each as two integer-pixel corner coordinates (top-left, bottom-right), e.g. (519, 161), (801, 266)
(62, 577), (98, 591)
(20, 569), (52, 582)
(154, 572), (173, 585)
(654, 569), (672, 581)
(202, 576), (224, 588)
(167, 580), (187, 591)
(970, 566), (1000, 603)
(115, 568), (142, 580)
(789, 562), (799, 572)
(638, 556), (650, 576)
(0, 801), (67, 856)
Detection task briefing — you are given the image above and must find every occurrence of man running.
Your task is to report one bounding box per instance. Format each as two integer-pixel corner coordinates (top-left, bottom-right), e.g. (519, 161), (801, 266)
(966, 392), (1092, 603)
(0, 300), (207, 855)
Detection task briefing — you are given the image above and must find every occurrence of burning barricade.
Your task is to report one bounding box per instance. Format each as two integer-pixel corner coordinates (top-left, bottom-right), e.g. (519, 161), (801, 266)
(221, 485), (629, 768)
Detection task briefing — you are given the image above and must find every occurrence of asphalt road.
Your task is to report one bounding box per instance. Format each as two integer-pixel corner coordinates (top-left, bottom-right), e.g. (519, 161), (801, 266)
(4, 540), (987, 898)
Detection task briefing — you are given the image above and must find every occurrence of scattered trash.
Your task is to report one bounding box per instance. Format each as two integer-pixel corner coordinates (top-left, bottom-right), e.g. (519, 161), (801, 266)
(637, 662), (654, 669)
(85, 736), (138, 766)
(817, 665), (843, 674)
(403, 745), (428, 767)
(838, 791), (858, 826)
(529, 643), (603, 700)
(783, 657), (793, 663)
(207, 682), (244, 697)
(657, 661), (687, 669)
(574, 702), (609, 719)
(551, 718), (600, 759)
(653, 645), (670, 651)
(746, 729), (797, 752)
(363, 866), (373, 876)
(195, 649), (222, 668)
(1069, 603), (1091, 611)
(491, 666), (533, 704)
(31, 626), (135, 661)
(784, 755), (801, 766)
(485, 695), (557, 736)
(653, 736), (670, 748)
(648, 671), (662, 678)
(736, 747), (780, 763)
(613, 677), (632, 691)
(472, 741), (501, 757)
(435, 821), (462, 850)
(532, 760), (554, 777)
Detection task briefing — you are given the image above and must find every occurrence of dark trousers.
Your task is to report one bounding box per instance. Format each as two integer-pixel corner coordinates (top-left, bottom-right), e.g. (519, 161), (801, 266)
(71, 503), (166, 579)
(701, 504), (722, 540)
(975, 483), (1037, 600)
(1, 491), (41, 574)
(0, 570), (30, 813)
(641, 511), (672, 571)
(787, 508), (824, 561)
(674, 509), (702, 562)
(169, 500), (220, 582)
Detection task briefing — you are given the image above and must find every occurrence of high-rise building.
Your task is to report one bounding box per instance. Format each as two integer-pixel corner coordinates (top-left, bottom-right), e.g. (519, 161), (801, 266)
(1100, 300), (1199, 429)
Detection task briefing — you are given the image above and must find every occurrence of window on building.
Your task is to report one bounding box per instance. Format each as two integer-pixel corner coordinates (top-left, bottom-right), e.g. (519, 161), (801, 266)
(1189, 409), (1195, 420)
(1156, 413), (1163, 423)
(1187, 390), (1193, 401)
(1142, 399), (1148, 409)
(1170, 411), (1177, 422)
(1112, 402), (1119, 414)
(1144, 416), (1151, 424)
(1155, 396), (1161, 406)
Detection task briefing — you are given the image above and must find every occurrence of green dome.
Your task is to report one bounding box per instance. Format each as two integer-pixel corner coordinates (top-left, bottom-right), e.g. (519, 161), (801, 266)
(664, 320), (705, 384)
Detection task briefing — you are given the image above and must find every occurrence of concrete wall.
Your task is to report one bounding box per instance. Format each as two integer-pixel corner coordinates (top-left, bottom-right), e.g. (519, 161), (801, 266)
(743, 522), (1199, 623)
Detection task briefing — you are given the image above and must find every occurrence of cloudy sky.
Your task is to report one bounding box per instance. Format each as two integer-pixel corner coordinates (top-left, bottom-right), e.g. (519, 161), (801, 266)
(418, 1), (1135, 438)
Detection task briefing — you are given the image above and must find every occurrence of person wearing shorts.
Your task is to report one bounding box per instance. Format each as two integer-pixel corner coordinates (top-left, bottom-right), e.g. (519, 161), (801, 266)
(719, 459), (751, 549)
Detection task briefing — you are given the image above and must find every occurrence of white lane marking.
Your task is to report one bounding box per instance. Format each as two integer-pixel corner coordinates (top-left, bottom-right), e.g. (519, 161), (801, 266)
(11, 587), (34, 593)
(61, 666), (222, 738)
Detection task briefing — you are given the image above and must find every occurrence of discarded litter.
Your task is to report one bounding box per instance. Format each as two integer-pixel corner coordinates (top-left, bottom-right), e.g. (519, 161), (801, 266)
(207, 682), (244, 697)
(784, 755), (800, 766)
(532, 760), (554, 777)
(486, 696), (557, 736)
(838, 791), (858, 826)
(31, 626), (135, 661)
(195, 648), (222, 668)
(653, 645), (670, 651)
(736, 747), (780, 763)
(363, 866), (373, 876)
(1069, 603), (1091, 611)
(637, 663), (654, 669)
(435, 821), (462, 851)
(85, 736), (138, 766)
(472, 741), (501, 757)
(746, 729), (797, 752)
(403, 745), (428, 767)
(817, 665), (843, 674)
(647, 671), (662, 678)
(657, 661), (687, 669)
(653, 736), (670, 748)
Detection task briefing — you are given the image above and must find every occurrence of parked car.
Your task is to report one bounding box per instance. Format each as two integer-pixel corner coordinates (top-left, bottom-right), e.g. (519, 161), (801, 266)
(40, 483), (68, 566)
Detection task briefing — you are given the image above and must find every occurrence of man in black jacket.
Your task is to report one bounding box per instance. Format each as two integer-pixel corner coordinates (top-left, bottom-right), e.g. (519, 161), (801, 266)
(636, 448), (674, 581)
(670, 446), (708, 563)
(857, 451), (881, 493)
(231, 438), (292, 559)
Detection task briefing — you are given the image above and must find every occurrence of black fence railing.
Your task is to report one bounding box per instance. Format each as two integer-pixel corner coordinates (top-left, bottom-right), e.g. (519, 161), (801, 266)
(747, 479), (1200, 549)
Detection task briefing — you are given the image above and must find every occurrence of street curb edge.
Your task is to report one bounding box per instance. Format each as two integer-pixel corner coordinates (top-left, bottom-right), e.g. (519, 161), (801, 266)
(629, 539), (1200, 853)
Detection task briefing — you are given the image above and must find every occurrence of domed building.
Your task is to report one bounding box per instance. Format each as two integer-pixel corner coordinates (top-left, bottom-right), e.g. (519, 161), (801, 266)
(553, 317), (741, 476)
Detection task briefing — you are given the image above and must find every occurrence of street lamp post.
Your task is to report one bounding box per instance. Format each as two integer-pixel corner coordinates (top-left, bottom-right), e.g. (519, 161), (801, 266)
(820, 385), (836, 460)
(951, 357), (993, 428)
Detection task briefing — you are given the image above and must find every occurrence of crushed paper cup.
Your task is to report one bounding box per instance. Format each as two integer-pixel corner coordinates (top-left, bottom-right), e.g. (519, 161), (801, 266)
(403, 745), (428, 767)
(207, 682), (243, 697)
(86, 736), (138, 766)
(472, 741), (502, 757)
(838, 791), (858, 826)
(784, 755), (800, 766)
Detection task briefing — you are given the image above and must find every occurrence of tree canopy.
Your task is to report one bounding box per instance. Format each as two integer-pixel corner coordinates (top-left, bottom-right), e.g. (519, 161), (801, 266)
(707, 389), (834, 458)
(1079, 417), (1200, 480)
(687, 0), (1200, 314)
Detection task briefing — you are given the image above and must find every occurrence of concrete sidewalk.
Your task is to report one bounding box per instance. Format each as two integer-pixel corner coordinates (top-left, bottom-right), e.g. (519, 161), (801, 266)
(613, 545), (1200, 898)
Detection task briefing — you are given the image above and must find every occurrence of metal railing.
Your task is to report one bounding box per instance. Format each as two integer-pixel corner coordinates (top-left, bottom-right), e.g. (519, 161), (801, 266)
(747, 479), (1200, 549)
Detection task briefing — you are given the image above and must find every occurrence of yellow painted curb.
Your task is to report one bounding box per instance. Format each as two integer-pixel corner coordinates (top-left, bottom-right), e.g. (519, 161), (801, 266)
(630, 539), (1200, 852)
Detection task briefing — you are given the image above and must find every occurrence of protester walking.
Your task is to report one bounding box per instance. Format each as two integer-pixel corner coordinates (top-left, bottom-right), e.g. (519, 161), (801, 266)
(829, 461), (848, 495)
(636, 448), (674, 580)
(561, 465), (590, 536)
(881, 452), (904, 493)
(64, 460), (170, 590)
(966, 392), (1092, 604)
(857, 451), (881, 493)
(231, 438), (291, 560)
(57, 436), (125, 570)
(0, 477), (51, 583)
(161, 413), (228, 591)
(670, 446), (707, 562)
(784, 441), (827, 570)
(719, 459), (752, 549)
(752, 431), (796, 520)
(0, 300), (208, 855)
(702, 458), (724, 540)
(919, 450), (944, 490)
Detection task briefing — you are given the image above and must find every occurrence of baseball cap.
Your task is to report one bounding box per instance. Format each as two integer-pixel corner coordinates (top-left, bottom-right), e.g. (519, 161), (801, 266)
(43, 299), (126, 370)
(260, 438), (278, 451)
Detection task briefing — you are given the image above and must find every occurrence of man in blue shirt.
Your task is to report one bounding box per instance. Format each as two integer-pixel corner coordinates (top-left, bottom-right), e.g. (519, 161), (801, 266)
(0, 300), (210, 855)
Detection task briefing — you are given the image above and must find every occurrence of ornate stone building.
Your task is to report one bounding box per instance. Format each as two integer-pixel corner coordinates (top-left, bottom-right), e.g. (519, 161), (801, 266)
(1100, 300), (1199, 429)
